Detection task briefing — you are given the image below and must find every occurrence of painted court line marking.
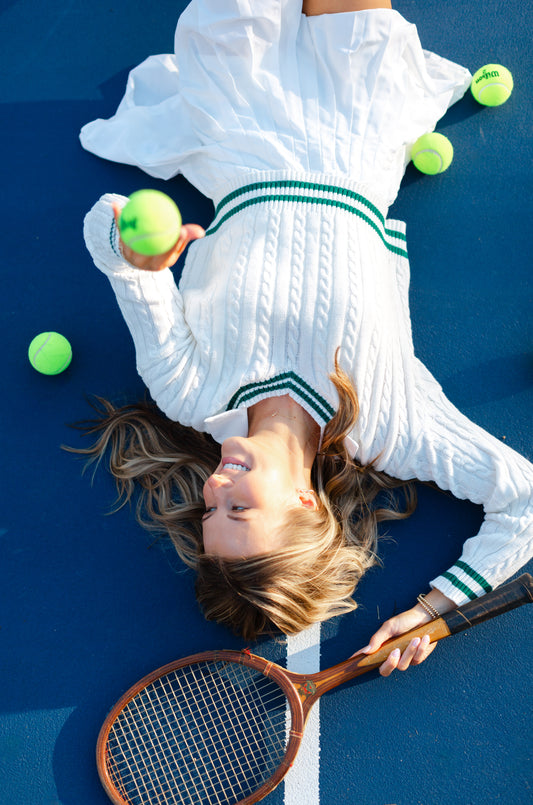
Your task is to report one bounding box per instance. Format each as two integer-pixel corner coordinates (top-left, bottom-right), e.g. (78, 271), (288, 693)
(285, 622), (321, 805)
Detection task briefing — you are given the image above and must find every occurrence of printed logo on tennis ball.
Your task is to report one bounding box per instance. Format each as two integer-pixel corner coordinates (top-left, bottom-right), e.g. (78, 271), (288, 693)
(119, 189), (182, 256)
(471, 64), (514, 107)
(411, 133), (454, 175)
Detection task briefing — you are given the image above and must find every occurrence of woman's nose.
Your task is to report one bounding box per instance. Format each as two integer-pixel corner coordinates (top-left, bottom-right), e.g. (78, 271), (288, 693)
(208, 472), (232, 491)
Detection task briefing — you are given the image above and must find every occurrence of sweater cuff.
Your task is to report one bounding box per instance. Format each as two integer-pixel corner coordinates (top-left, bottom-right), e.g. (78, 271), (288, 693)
(430, 561), (493, 606)
(83, 193), (142, 278)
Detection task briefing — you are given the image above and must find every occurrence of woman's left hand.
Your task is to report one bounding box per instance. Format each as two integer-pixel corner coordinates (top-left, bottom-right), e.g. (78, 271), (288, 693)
(353, 590), (456, 677)
(112, 202), (205, 271)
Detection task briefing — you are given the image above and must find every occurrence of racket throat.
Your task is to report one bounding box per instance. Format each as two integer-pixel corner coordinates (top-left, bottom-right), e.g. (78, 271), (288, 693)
(294, 679), (323, 723)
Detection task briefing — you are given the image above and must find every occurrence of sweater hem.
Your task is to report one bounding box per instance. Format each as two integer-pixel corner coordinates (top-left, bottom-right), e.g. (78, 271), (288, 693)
(211, 169), (389, 212)
(205, 170), (408, 254)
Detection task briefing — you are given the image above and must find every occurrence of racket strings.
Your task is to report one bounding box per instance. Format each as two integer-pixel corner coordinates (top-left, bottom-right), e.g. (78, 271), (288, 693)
(105, 660), (290, 805)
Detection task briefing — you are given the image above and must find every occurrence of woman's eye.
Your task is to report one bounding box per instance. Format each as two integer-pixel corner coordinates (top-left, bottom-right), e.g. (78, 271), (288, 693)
(202, 506), (247, 518)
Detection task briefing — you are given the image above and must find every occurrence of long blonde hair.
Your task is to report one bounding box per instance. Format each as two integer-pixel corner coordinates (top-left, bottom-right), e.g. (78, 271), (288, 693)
(67, 363), (416, 640)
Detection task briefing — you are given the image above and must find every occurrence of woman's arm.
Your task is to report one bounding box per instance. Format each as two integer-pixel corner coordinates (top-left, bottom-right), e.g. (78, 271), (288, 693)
(360, 358), (533, 675)
(83, 195), (205, 416)
(409, 360), (533, 606)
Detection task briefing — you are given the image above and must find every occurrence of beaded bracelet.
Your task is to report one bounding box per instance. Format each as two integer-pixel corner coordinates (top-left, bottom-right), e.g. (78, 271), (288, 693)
(416, 593), (441, 620)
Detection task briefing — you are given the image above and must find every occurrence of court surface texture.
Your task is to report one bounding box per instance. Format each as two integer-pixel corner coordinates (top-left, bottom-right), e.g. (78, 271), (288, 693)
(1, 1), (531, 804)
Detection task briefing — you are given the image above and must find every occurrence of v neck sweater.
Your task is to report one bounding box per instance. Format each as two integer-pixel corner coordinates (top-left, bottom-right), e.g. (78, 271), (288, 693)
(84, 178), (533, 608)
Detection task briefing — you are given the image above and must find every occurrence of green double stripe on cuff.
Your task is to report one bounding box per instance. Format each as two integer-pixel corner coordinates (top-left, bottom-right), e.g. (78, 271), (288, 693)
(443, 561), (493, 600)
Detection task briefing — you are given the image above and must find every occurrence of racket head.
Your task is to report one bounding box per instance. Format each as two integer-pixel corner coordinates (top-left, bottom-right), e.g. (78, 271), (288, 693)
(96, 650), (304, 805)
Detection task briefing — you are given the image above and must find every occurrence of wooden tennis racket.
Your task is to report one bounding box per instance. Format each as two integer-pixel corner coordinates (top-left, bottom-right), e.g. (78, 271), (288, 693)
(97, 573), (532, 805)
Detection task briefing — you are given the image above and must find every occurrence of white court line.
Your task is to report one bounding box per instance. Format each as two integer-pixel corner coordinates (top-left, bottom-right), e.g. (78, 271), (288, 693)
(284, 622), (321, 805)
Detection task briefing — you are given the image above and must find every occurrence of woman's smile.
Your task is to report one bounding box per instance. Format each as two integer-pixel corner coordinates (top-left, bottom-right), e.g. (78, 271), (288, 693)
(221, 458), (251, 471)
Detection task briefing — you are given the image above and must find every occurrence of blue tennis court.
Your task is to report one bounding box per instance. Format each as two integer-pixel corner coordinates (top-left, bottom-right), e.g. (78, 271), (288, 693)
(1, 1), (531, 804)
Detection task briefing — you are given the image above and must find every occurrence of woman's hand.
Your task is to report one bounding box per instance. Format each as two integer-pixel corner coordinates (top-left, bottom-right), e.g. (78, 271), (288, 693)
(112, 202), (205, 271)
(354, 590), (456, 677)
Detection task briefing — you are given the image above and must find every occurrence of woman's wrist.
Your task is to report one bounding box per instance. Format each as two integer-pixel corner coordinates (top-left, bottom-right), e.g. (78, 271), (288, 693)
(415, 589), (456, 620)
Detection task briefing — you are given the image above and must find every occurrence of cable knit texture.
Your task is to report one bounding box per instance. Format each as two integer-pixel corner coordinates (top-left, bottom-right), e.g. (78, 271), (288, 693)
(84, 180), (533, 608)
(81, 2), (532, 607)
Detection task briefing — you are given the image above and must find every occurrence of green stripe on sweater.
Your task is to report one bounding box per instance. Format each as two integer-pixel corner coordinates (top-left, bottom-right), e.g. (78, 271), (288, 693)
(441, 571), (478, 600)
(215, 179), (387, 226)
(454, 560), (492, 592)
(206, 182), (408, 257)
(227, 371), (335, 422)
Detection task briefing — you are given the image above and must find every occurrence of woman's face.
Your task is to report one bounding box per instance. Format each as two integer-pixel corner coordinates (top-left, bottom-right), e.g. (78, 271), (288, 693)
(201, 436), (305, 559)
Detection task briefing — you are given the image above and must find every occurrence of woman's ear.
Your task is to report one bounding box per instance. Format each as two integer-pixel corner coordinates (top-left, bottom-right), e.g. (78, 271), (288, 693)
(297, 489), (319, 510)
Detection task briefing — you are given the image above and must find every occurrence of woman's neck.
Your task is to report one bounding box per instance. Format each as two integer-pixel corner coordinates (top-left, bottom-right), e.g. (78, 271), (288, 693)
(247, 395), (320, 484)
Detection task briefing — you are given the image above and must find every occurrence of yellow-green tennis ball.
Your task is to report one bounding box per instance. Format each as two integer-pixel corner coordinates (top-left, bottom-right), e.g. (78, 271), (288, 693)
(118, 189), (182, 256)
(28, 332), (72, 375)
(471, 64), (513, 106)
(411, 133), (454, 175)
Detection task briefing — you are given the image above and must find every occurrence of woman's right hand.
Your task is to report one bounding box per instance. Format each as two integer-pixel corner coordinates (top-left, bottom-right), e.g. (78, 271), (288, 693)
(112, 202), (205, 271)
(352, 589), (456, 677)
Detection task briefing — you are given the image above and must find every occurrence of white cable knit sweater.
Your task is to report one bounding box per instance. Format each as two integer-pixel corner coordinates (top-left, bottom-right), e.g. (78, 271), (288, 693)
(84, 174), (533, 608)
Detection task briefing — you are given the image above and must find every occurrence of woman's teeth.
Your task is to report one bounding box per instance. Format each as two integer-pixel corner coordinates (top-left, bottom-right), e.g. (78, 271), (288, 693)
(223, 462), (250, 471)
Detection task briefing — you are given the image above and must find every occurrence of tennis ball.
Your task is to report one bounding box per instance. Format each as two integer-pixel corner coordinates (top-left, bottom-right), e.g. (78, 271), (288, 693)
(119, 189), (182, 256)
(28, 332), (72, 375)
(411, 133), (454, 175)
(471, 64), (513, 106)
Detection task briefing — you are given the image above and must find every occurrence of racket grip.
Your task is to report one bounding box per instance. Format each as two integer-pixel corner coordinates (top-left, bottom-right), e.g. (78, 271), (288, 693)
(442, 572), (533, 635)
(352, 573), (533, 675)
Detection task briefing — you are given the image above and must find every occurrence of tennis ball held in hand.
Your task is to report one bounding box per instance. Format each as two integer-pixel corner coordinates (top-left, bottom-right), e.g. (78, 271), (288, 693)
(411, 133), (454, 175)
(28, 332), (72, 375)
(119, 190), (182, 255)
(471, 64), (514, 106)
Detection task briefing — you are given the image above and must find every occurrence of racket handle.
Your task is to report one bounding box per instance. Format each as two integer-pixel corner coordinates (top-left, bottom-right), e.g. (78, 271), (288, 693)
(353, 573), (533, 675)
(442, 572), (533, 634)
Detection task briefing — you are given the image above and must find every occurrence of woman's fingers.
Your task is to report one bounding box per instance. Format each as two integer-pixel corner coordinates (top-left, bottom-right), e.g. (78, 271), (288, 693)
(378, 634), (435, 677)
(411, 634), (436, 664)
(380, 638), (420, 676)
(378, 647), (401, 677)
(174, 223), (205, 258)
